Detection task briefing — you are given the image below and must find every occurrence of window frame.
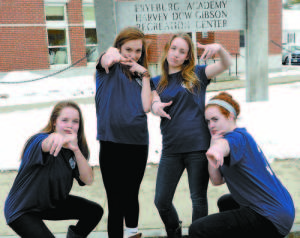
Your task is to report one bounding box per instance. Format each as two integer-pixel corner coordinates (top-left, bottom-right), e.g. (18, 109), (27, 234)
(45, 3), (71, 67)
(82, 3), (98, 64)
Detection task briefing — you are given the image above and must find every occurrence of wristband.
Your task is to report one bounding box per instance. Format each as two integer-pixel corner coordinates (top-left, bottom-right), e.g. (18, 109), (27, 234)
(139, 70), (150, 78)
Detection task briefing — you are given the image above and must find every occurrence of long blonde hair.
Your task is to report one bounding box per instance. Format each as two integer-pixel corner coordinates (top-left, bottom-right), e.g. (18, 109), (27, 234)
(156, 33), (200, 94)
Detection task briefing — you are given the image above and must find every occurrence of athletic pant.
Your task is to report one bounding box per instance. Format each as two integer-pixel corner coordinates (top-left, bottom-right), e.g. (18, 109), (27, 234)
(189, 194), (284, 238)
(9, 195), (103, 238)
(99, 141), (148, 238)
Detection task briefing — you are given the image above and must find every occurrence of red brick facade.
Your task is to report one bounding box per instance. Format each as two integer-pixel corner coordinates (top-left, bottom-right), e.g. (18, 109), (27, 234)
(67, 0), (87, 66)
(0, 0), (282, 71)
(269, 0), (282, 54)
(0, 0), (87, 72)
(0, 0), (49, 71)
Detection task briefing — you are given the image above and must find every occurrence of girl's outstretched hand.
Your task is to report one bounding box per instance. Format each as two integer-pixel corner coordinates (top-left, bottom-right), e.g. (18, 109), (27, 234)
(152, 101), (172, 120)
(206, 148), (224, 169)
(120, 58), (147, 76)
(43, 131), (79, 157)
(101, 47), (129, 74)
(197, 43), (222, 61)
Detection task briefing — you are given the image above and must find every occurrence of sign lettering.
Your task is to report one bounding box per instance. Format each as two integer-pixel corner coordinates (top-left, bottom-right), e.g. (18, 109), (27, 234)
(116, 0), (246, 34)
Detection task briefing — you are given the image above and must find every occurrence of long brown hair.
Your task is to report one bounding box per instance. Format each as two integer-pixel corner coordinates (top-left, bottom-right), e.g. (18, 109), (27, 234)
(157, 33), (200, 94)
(22, 101), (89, 160)
(113, 26), (149, 79)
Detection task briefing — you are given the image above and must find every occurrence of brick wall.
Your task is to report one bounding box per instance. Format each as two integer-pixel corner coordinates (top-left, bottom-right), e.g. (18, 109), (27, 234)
(214, 31), (240, 54)
(269, 0), (282, 54)
(0, 0), (49, 72)
(146, 34), (173, 63)
(67, 0), (87, 67)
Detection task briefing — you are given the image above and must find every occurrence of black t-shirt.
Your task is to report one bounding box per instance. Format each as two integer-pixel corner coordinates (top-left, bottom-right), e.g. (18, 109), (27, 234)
(4, 133), (84, 224)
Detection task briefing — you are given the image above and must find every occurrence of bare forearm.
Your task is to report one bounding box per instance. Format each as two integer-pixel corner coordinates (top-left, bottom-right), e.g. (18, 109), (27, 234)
(218, 45), (232, 69)
(100, 52), (110, 68)
(73, 149), (94, 185)
(210, 139), (230, 157)
(141, 75), (152, 112)
(208, 163), (225, 185)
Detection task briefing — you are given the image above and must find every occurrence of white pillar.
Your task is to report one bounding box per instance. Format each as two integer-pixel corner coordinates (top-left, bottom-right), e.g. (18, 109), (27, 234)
(94, 0), (117, 54)
(246, 0), (269, 102)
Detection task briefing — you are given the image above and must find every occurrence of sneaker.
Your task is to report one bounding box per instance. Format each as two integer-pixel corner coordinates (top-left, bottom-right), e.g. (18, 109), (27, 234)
(128, 232), (142, 238)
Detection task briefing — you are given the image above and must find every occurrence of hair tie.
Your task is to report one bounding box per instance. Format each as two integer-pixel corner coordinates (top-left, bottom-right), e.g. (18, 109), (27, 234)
(207, 99), (237, 118)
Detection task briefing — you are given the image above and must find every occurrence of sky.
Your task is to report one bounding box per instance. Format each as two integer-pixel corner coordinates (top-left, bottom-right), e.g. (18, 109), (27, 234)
(0, 70), (300, 170)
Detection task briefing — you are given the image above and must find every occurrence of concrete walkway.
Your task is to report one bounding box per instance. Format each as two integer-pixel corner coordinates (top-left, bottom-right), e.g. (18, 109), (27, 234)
(1, 225), (299, 237)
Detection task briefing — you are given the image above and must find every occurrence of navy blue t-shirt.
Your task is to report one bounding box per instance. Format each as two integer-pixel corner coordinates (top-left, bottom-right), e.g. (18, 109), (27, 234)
(4, 133), (84, 224)
(95, 62), (155, 145)
(152, 65), (211, 154)
(222, 128), (295, 236)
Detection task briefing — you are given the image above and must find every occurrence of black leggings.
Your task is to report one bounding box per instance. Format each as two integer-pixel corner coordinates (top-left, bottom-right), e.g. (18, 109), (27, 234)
(189, 194), (284, 238)
(99, 141), (148, 238)
(9, 195), (103, 238)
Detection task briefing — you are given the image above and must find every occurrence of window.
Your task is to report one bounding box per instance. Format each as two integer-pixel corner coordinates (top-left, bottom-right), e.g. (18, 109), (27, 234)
(45, 6), (64, 21)
(45, 4), (69, 66)
(48, 29), (68, 64)
(83, 5), (99, 63)
(83, 6), (95, 21)
(85, 28), (98, 62)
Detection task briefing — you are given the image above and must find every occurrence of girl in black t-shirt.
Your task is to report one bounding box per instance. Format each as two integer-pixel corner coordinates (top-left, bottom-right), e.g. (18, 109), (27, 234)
(4, 101), (103, 238)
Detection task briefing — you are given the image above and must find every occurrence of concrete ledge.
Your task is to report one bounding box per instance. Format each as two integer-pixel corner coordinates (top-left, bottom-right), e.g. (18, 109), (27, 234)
(0, 96), (94, 113)
(1, 74), (300, 114)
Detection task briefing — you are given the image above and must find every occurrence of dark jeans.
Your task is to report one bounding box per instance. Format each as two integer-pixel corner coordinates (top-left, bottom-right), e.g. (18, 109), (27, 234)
(154, 151), (209, 230)
(99, 141), (148, 238)
(189, 194), (284, 238)
(9, 195), (103, 238)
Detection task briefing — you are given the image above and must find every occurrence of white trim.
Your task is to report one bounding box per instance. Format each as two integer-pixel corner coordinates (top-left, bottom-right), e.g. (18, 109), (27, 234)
(47, 21), (68, 28)
(84, 21), (96, 28)
(64, 5), (71, 65)
(82, 0), (94, 3)
(69, 24), (85, 27)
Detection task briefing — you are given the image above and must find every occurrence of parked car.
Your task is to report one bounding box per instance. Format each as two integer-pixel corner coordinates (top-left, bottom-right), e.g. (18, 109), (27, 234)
(282, 44), (300, 65)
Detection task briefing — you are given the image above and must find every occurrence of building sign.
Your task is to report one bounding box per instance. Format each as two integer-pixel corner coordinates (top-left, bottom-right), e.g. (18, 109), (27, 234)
(115, 0), (246, 34)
